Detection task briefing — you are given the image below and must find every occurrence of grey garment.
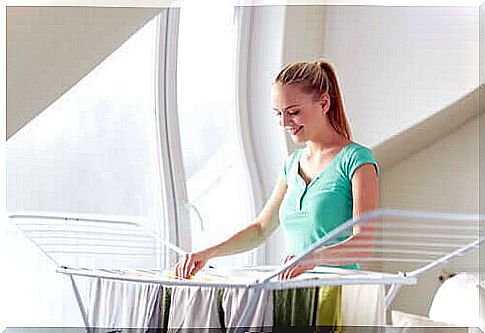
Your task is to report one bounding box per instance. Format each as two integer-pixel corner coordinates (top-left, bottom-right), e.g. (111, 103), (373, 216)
(146, 286), (163, 329)
(87, 277), (161, 329)
(222, 288), (273, 331)
(167, 286), (222, 330)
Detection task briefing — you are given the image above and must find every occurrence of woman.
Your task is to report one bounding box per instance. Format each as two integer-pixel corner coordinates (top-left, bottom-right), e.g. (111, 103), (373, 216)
(175, 59), (379, 280)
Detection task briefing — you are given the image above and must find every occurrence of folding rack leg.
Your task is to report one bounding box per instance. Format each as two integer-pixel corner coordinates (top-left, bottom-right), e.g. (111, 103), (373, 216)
(69, 274), (91, 332)
(384, 283), (401, 309)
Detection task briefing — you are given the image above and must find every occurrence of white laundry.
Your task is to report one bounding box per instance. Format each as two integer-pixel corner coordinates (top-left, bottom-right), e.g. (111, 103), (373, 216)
(167, 286), (222, 330)
(87, 277), (161, 329)
(222, 287), (273, 330)
(341, 284), (386, 326)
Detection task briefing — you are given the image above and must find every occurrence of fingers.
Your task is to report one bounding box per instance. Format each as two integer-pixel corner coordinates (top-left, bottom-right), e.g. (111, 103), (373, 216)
(174, 259), (185, 279)
(181, 253), (192, 278)
(189, 259), (203, 277)
(279, 255), (294, 280)
(174, 253), (194, 279)
(279, 267), (289, 280)
(283, 255), (295, 264)
(278, 256), (315, 280)
(174, 253), (207, 279)
(279, 256), (298, 280)
(279, 265), (303, 280)
(174, 261), (180, 278)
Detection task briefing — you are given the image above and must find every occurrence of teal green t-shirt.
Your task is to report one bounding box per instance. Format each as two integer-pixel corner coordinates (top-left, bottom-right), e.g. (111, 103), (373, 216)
(279, 142), (379, 269)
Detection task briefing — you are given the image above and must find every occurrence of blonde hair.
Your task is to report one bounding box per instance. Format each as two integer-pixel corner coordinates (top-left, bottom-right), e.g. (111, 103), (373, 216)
(274, 59), (352, 140)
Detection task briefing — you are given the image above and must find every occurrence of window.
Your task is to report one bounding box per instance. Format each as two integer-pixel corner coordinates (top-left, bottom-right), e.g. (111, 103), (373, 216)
(176, 1), (258, 267)
(6, 7), (262, 327)
(7, 15), (165, 270)
(7, 3), (260, 272)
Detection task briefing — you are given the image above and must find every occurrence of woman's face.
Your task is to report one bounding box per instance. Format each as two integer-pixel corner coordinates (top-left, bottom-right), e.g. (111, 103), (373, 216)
(271, 83), (328, 144)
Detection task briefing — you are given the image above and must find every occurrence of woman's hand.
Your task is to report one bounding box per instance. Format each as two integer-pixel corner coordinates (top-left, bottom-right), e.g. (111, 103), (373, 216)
(174, 251), (210, 279)
(278, 255), (317, 280)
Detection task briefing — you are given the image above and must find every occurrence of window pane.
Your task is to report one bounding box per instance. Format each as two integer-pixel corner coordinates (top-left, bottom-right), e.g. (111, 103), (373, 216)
(177, 2), (256, 267)
(7, 16), (165, 269)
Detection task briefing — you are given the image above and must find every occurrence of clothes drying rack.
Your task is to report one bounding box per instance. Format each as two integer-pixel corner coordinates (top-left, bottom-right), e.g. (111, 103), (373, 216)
(8, 208), (483, 331)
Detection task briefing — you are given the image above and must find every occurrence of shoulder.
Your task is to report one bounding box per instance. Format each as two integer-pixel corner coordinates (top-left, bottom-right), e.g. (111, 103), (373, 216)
(344, 141), (374, 155)
(342, 141), (376, 160)
(341, 142), (379, 177)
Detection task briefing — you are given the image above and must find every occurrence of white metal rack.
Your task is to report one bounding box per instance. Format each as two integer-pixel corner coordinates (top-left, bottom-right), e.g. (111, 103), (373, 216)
(8, 208), (483, 331)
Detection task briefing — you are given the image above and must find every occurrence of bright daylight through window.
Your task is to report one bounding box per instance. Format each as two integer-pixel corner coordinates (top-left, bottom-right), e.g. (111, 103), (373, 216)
(177, 1), (257, 267)
(7, 16), (165, 270)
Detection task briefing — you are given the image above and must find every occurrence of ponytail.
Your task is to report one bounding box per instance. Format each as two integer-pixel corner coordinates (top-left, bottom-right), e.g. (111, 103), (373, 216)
(316, 60), (352, 140)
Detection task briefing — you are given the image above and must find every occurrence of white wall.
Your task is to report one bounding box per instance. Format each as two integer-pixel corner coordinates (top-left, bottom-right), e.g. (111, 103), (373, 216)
(281, 6), (328, 153)
(321, 6), (478, 147)
(380, 114), (480, 316)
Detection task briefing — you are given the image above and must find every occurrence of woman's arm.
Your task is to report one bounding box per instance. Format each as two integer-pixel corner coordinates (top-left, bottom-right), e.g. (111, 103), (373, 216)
(281, 163), (378, 279)
(174, 173), (287, 279)
(318, 163), (379, 262)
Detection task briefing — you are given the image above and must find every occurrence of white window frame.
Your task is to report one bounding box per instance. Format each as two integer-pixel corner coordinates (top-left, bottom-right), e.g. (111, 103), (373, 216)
(233, 6), (266, 264)
(154, 8), (192, 266)
(158, 5), (266, 265)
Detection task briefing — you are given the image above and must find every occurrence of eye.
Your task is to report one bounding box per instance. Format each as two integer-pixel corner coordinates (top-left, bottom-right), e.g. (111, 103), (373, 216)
(273, 110), (282, 117)
(288, 110), (300, 116)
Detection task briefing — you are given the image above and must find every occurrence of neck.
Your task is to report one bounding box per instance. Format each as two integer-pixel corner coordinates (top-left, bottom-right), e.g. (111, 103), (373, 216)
(305, 131), (349, 154)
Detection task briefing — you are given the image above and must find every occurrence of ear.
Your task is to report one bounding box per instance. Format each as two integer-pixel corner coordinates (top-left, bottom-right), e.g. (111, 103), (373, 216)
(320, 94), (330, 114)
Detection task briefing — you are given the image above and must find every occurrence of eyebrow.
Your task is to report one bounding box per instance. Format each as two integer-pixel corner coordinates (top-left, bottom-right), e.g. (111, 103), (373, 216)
(272, 103), (301, 112)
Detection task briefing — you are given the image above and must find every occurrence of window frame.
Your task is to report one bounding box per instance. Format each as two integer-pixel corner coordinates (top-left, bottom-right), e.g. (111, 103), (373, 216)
(160, 5), (265, 265)
(154, 8), (191, 266)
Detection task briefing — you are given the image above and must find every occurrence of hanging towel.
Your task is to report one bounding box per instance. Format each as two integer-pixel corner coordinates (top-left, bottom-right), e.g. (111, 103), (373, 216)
(316, 285), (342, 327)
(167, 286), (222, 330)
(159, 287), (172, 330)
(87, 277), (161, 329)
(273, 287), (318, 326)
(341, 284), (386, 326)
(273, 286), (342, 328)
(146, 285), (162, 329)
(222, 287), (273, 331)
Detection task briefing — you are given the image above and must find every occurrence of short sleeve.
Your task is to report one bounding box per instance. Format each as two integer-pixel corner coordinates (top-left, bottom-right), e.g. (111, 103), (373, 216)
(282, 149), (302, 183)
(346, 146), (379, 179)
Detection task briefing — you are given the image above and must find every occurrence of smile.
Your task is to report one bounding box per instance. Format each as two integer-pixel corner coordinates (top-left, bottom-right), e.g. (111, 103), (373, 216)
(286, 125), (303, 136)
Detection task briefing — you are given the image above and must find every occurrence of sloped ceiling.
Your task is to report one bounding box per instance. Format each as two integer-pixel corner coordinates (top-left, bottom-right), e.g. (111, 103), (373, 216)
(373, 4), (482, 170)
(373, 85), (483, 170)
(6, 6), (163, 139)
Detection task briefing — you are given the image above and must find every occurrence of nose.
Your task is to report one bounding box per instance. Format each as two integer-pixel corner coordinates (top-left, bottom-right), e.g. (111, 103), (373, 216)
(279, 112), (290, 127)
